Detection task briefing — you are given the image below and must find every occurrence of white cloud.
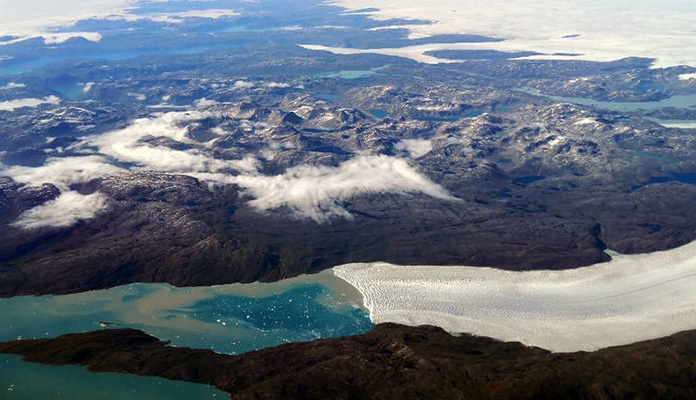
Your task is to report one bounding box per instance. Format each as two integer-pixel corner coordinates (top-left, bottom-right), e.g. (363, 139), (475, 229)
(42, 32), (102, 44)
(86, 112), (456, 222)
(334, 238), (696, 352)
(0, 96), (60, 112)
(127, 93), (147, 101)
(679, 73), (696, 81)
(394, 139), (432, 158)
(264, 82), (291, 88)
(81, 82), (95, 93)
(87, 111), (455, 223)
(194, 98), (219, 108)
(83, 110), (243, 174)
(233, 80), (254, 89)
(3, 107), (455, 226)
(136, 9), (239, 24)
(228, 156), (260, 174)
(12, 190), (109, 229)
(325, 0), (696, 68)
(87, 110), (211, 147)
(1, 155), (125, 190)
(230, 155), (456, 222)
(0, 82), (26, 90)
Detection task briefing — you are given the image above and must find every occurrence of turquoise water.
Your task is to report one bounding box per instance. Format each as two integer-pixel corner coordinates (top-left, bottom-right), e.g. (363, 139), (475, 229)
(316, 93), (341, 100)
(415, 111), (483, 122)
(186, 283), (372, 353)
(316, 65), (390, 80)
(316, 69), (378, 79)
(0, 272), (372, 399)
(519, 87), (696, 112)
(369, 109), (388, 118)
(0, 354), (226, 400)
(553, 93), (696, 111)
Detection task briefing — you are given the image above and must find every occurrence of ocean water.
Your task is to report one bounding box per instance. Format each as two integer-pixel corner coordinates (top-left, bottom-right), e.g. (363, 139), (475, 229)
(0, 354), (226, 400)
(0, 271), (372, 399)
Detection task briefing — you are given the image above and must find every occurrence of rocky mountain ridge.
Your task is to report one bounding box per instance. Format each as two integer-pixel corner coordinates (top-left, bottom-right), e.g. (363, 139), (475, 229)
(2, 323), (696, 399)
(2, 86), (695, 296)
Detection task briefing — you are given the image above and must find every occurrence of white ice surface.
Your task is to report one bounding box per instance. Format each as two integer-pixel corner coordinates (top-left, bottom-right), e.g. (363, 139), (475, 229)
(0, 0), (238, 45)
(333, 240), (696, 352)
(324, 0), (696, 68)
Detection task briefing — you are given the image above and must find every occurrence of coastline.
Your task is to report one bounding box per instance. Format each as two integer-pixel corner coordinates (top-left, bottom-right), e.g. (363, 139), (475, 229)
(332, 239), (696, 352)
(0, 273), (373, 355)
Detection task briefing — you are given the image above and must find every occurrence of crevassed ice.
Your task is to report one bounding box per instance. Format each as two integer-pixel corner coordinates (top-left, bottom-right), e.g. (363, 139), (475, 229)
(333, 239), (696, 352)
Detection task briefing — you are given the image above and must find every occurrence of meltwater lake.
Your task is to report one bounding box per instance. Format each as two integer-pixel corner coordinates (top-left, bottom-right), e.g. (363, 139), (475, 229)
(0, 271), (372, 399)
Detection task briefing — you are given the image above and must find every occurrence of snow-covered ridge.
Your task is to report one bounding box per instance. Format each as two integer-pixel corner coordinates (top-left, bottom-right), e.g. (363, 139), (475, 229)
(333, 239), (696, 352)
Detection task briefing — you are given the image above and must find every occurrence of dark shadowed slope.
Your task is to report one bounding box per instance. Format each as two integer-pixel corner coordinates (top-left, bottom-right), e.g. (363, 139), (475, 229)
(2, 324), (696, 399)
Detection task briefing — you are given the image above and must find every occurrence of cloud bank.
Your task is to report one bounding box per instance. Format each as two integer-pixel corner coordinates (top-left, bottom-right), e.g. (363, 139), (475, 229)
(394, 139), (432, 159)
(231, 155), (456, 222)
(3, 155), (125, 190)
(135, 9), (240, 24)
(2, 106), (455, 227)
(325, 0), (696, 68)
(12, 190), (109, 229)
(83, 110), (248, 174)
(333, 240), (696, 352)
(82, 110), (455, 222)
(0, 82), (26, 90)
(3, 156), (118, 230)
(0, 96), (60, 112)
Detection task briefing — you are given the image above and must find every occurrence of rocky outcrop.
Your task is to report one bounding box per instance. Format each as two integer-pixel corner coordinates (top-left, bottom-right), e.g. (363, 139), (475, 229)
(2, 96), (696, 297)
(2, 324), (696, 399)
(2, 56), (696, 298)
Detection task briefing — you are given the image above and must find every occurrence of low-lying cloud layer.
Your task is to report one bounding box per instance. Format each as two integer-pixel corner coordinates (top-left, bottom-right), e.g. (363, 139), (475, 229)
(2, 107), (454, 227)
(0, 96), (60, 112)
(3, 155), (125, 190)
(232, 155), (455, 222)
(12, 191), (109, 229)
(394, 139), (433, 159)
